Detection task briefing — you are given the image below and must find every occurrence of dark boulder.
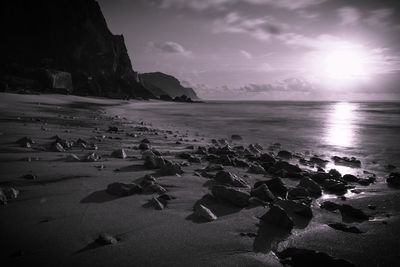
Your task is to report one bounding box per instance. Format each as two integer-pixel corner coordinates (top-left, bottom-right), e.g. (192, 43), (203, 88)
(298, 177), (322, 197)
(211, 185), (250, 207)
(287, 187), (310, 200)
(214, 171), (249, 188)
(328, 223), (363, 234)
(260, 205), (293, 230)
(387, 172), (400, 186)
(111, 148), (127, 159)
(255, 178), (287, 198)
(250, 184), (275, 203)
(106, 182), (142, 197)
(342, 174), (359, 183)
(277, 150), (292, 159)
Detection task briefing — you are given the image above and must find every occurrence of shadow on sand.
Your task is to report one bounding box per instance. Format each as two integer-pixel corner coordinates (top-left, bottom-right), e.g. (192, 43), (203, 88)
(80, 190), (119, 203)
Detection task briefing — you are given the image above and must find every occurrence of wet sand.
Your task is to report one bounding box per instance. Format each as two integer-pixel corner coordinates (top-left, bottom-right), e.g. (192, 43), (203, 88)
(0, 93), (399, 267)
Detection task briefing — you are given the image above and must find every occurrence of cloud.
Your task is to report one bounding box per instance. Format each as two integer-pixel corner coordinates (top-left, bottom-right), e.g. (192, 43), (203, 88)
(240, 50), (253, 59)
(338, 7), (361, 26)
(364, 8), (393, 28)
(239, 77), (315, 93)
(159, 0), (326, 11)
(213, 12), (288, 41)
(148, 41), (192, 56)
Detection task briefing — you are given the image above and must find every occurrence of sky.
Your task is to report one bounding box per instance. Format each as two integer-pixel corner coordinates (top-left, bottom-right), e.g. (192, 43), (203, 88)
(98, 0), (400, 100)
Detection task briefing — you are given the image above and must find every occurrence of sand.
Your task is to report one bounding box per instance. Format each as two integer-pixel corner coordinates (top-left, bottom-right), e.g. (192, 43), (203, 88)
(0, 92), (399, 267)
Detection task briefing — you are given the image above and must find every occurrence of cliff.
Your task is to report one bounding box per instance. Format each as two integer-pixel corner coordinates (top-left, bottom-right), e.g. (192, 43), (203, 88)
(139, 72), (198, 99)
(0, 0), (153, 98)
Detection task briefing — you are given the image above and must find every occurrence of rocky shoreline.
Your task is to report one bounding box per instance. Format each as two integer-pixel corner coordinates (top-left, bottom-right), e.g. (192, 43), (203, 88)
(1, 93), (400, 267)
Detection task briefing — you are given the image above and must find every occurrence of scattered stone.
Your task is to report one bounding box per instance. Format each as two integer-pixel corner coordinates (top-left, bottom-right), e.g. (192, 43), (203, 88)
(250, 184), (275, 203)
(309, 156), (329, 166)
(2, 187), (19, 201)
(234, 159), (250, 168)
(214, 171), (249, 188)
(107, 126), (119, 133)
(66, 154), (80, 162)
(328, 169), (342, 179)
(339, 204), (369, 222)
(95, 233), (118, 245)
(211, 185), (250, 207)
(138, 143), (150, 150)
(148, 197), (164, 210)
(328, 223), (363, 233)
(322, 180), (347, 195)
(287, 187), (310, 200)
(260, 205), (293, 231)
(144, 155), (165, 169)
(248, 164), (266, 174)
(387, 172), (400, 186)
(298, 177), (322, 197)
(320, 201), (341, 211)
(141, 138), (150, 144)
(158, 160), (184, 176)
(0, 189), (7, 205)
(368, 204), (376, 210)
(16, 137), (34, 148)
(342, 174), (359, 182)
(259, 153), (276, 164)
(277, 248), (356, 267)
(111, 148), (127, 159)
(83, 152), (100, 162)
(273, 161), (301, 174)
(142, 183), (167, 194)
(332, 156), (361, 167)
(51, 142), (65, 152)
(106, 182), (142, 197)
(255, 178), (287, 198)
(277, 150), (292, 159)
(231, 134), (242, 140)
(194, 204), (217, 222)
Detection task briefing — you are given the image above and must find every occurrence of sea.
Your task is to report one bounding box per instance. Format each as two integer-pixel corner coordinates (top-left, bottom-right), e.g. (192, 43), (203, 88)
(113, 101), (400, 178)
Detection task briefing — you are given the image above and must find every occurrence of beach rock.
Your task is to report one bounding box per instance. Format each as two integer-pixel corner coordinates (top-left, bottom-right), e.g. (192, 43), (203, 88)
(311, 172), (332, 183)
(342, 174), (359, 182)
(260, 205), (293, 230)
(138, 143), (150, 150)
(188, 155), (201, 163)
(158, 160), (184, 176)
(144, 155), (165, 169)
(143, 183), (167, 194)
(234, 159), (250, 168)
(277, 248), (356, 267)
(248, 164), (266, 174)
(332, 156), (361, 167)
(320, 201), (341, 211)
(0, 189), (7, 205)
(328, 223), (363, 233)
(387, 172), (400, 186)
(83, 152), (100, 162)
(148, 197), (164, 210)
(51, 142), (65, 152)
(255, 178), (287, 198)
(96, 233), (118, 245)
(214, 171), (249, 188)
(2, 187), (19, 200)
(140, 175), (157, 187)
(339, 204), (369, 222)
(217, 155), (233, 166)
(16, 137), (34, 147)
(204, 164), (224, 172)
(250, 184), (275, 203)
(288, 187), (310, 200)
(259, 153), (276, 164)
(106, 182), (142, 197)
(108, 126), (120, 133)
(277, 150), (292, 159)
(273, 161), (301, 174)
(211, 185), (250, 207)
(194, 204), (217, 222)
(111, 149), (127, 159)
(231, 134), (242, 140)
(329, 169), (342, 179)
(141, 138), (150, 144)
(248, 144), (261, 154)
(309, 156), (329, 166)
(322, 180), (347, 195)
(21, 173), (37, 180)
(283, 200), (313, 218)
(66, 154), (80, 162)
(298, 177), (322, 197)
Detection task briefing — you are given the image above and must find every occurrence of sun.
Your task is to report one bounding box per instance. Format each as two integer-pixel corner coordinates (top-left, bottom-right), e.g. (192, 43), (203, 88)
(309, 44), (372, 86)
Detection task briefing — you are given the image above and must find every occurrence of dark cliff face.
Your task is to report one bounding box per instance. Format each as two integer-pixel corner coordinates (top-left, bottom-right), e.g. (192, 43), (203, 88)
(139, 72), (198, 99)
(0, 0), (153, 98)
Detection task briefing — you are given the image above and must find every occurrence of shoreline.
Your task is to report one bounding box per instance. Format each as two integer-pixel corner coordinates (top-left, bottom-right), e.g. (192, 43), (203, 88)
(1, 92), (399, 267)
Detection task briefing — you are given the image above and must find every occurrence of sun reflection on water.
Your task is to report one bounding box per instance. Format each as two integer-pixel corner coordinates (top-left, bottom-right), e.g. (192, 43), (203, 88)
(325, 102), (357, 147)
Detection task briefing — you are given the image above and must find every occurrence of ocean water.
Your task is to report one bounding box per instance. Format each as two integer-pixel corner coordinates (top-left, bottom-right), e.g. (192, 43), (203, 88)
(114, 101), (400, 176)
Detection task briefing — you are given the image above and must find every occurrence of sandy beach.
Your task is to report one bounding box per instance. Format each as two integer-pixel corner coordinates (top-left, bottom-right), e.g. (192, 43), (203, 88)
(1, 92), (400, 267)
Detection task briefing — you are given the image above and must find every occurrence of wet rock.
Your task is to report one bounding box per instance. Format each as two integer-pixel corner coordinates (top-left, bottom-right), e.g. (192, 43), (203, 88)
(298, 177), (322, 197)
(218, 155), (234, 166)
(328, 223), (363, 233)
(51, 142), (65, 152)
(255, 178), (287, 198)
(328, 169), (342, 179)
(332, 156), (361, 167)
(287, 187), (310, 200)
(339, 204), (369, 222)
(158, 160), (184, 176)
(309, 156), (328, 166)
(188, 155), (201, 163)
(95, 233), (118, 245)
(259, 153), (276, 164)
(16, 137), (34, 147)
(273, 161), (301, 174)
(211, 185), (250, 207)
(248, 164), (266, 174)
(111, 149), (127, 159)
(387, 172), (400, 186)
(83, 152), (100, 162)
(194, 204), (217, 222)
(320, 201), (341, 211)
(204, 164), (224, 172)
(342, 174), (359, 182)
(140, 175), (157, 187)
(141, 138), (150, 144)
(286, 200), (313, 218)
(231, 134), (242, 140)
(234, 159), (250, 168)
(248, 144), (261, 154)
(251, 184), (275, 203)
(322, 180), (347, 195)
(277, 150), (292, 159)
(143, 183), (167, 194)
(277, 248), (356, 267)
(311, 172), (332, 183)
(260, 205), (293, 230)
(138, 143), (150, 150)
(214, 171), (249, 188)
(106, 182), (142, 197)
